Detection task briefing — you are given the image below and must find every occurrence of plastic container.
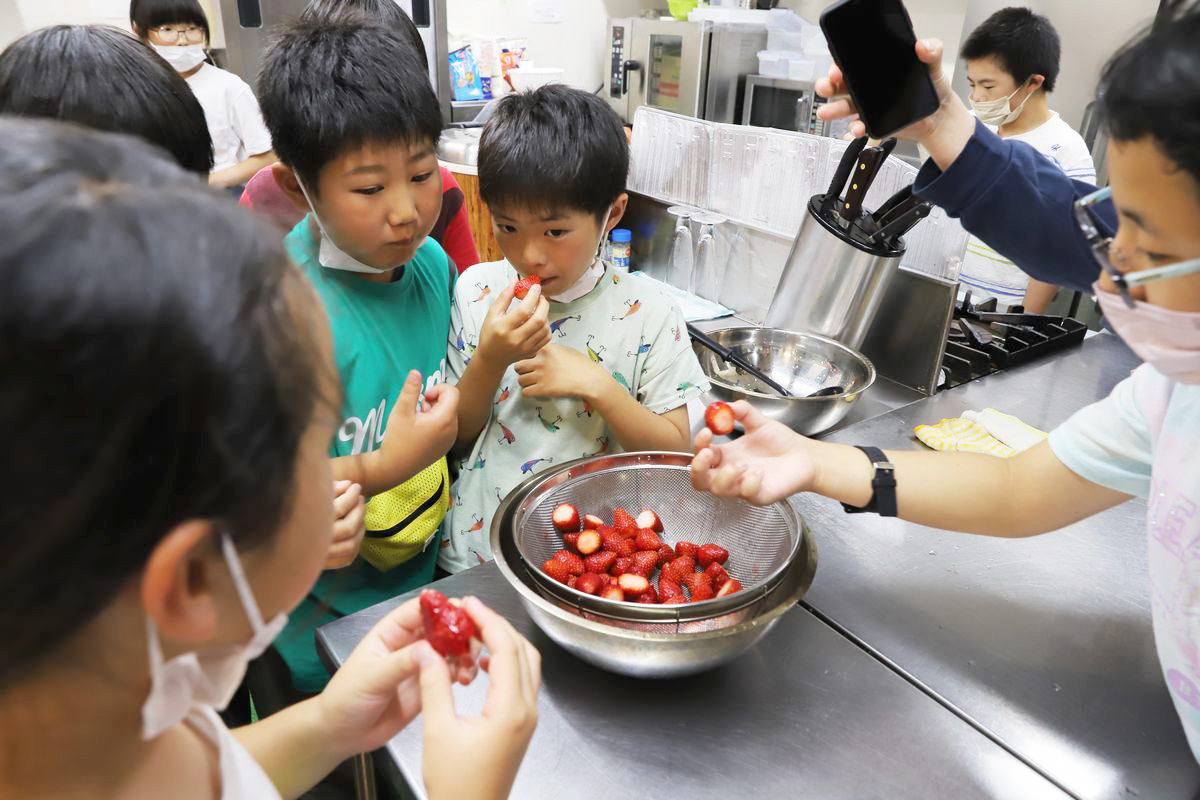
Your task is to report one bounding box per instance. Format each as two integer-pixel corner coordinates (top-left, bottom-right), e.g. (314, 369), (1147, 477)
(608, 228), (632, 270)
(756, 50), (814, 81)
(668, 0), (698, 20)
(508, 66), (564, 92)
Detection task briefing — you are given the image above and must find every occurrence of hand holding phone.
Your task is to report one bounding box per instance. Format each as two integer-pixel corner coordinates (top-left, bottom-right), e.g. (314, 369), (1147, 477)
(820, 0), (940, 138)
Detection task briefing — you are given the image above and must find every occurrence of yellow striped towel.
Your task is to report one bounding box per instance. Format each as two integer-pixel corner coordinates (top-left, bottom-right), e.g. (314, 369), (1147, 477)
(914, 416), (1016, 457)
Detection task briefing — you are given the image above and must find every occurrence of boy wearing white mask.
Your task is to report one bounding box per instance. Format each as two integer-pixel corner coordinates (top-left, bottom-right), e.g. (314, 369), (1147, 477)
(959, 7), (1095, 312)
(0, 119), (540, 800)
(259, 20), (462, 696)
(131, 0), (275, 190)
(440, 86), (710, 573)
(698, 6), (1200, 762)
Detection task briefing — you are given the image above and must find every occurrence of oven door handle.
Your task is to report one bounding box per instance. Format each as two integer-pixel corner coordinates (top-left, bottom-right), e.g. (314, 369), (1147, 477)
(622, 59), (642, 96)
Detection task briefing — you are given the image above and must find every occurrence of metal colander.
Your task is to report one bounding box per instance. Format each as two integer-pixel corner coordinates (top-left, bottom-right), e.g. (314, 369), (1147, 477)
(501, 451), (803, 628)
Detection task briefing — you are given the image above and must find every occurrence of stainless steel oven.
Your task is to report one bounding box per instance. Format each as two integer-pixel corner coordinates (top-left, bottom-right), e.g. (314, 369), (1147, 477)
(605, 17), (766, 124)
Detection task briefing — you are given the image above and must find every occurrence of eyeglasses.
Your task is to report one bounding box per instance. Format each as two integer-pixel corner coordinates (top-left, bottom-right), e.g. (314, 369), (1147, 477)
(1074, 186), (1200, 308)
(150, 25), (205, 44)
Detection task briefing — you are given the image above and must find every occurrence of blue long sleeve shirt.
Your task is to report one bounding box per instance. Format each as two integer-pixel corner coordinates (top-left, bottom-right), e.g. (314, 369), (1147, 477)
(912, 119), (1116, 294)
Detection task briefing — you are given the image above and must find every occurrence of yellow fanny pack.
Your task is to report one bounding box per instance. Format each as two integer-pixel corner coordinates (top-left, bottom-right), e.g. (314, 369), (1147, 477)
(360, 457), (450, 571)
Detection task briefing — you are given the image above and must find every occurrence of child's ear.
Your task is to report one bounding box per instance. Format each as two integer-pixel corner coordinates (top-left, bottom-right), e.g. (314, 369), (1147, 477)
(272, 162), (311, 212)
(605, 193), (629, 235)
(140, 520), (220, 645)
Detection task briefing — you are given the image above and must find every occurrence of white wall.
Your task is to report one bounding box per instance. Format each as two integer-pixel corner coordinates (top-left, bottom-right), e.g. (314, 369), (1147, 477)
(9, 0), (226, 47)
(447, 0), (663, 91)
(950, 0), (1156, 129)
(0, 0), (24, 50)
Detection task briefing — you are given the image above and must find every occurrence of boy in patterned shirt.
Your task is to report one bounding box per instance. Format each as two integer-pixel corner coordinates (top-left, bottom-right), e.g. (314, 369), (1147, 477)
(440, 85), (710, 572)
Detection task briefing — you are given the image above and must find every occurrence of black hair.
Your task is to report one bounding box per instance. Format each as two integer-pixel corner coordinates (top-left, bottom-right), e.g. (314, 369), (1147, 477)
(961, 7), (1061, 92)
(1099, 1), (1200, 188)
(479, 84), (628, 220)
(0, 25), (214, 175)
(0, 118), (332, 687)
(257, 19), (442, 192)
(301, 0), (427, 65)
(129, 0), (210, 42)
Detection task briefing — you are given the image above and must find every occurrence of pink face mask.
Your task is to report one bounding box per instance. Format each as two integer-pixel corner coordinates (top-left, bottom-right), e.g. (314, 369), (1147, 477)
(1094, 281), (1200, 384)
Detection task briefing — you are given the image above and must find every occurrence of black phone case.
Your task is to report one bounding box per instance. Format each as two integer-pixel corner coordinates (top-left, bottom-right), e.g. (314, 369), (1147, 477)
(819, 0), (939, 139)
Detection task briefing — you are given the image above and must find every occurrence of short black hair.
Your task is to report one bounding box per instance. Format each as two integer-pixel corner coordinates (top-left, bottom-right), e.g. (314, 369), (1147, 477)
(0, 25), (213, 175)
(129, 0), (210, 42)
(1099, 1), (1200, 188)
(301, 0), (427, 65)
(961, 7), (1061, 92)
(479, 84), (628, 220)
(0, 118), (332, 688)
(257, 19), (442, 191)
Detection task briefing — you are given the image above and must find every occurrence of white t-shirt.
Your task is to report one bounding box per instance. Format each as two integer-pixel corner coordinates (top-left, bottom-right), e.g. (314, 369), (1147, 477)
(960, 111), (1096, 305)
(184, 63), (272, 174)
(187, 706), (282, 799)
(1048, 365), (1200, 762)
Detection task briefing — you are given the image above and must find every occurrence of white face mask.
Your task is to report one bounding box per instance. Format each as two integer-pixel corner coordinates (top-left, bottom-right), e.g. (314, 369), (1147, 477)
(546, 209), (613, 304)
(295, 177), (392, 275)
(151, 43), (206, 74)
(970, 81), (1034, 127)
(141, 532), (288, 740)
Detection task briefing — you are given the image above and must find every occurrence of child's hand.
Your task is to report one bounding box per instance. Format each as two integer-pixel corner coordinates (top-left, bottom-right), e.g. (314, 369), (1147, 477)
(378, 370), (459, 476)
(314, 596), (481, 761)
(476, 282), (551, 370)
(326, 480), (366, 569)
(513, 343), (607, 401)
(418, 597), (541, 800)
(691, 401), (816, 505)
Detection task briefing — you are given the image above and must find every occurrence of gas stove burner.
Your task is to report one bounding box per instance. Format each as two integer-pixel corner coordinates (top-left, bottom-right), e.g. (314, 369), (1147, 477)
(940, 293), (1088, 388)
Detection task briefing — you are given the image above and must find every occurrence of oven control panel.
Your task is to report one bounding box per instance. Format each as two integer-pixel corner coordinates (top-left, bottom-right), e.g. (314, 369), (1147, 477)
(609, 23), (626, 98)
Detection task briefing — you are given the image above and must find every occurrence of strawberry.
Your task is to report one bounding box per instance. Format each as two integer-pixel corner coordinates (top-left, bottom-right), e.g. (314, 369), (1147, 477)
(656, 544), (676, 567)
(704, 401), (735, 436)
(419, 589), (478, 658)
(611, 556), (634, 576)
(674, 541), (699, 560)
(552, 503), (580, 532)
(658, 576), (685, 602)
(631, 550), (659, 578)
(634, 528), (663, 552)
(575, 529), (602, 555)
(697, 544), (730, 568)
(602, 530), (636, 557)
(636, 586), (660, 604)
(567, 575), (578, 589)
(662, 595), (688, 605)
(662, 555), (695, 583)
(617, 573), (650, 595)
(552, 549), (585, 576)
(584, 550), (617, 574)
(704, 561), (731, 589)
(513, 273), (541, 300)
(683, 571), (715, 601)
(575, 572), (604, 595)
(600, 585), (626, 602)
(542, 558), (571, 584)
(562, 532), (579, 550)
(716, 578), (743, 598)
(635, 508), (664, 532)
(612, 507), (638, 536)
(583, 513), (605, 530)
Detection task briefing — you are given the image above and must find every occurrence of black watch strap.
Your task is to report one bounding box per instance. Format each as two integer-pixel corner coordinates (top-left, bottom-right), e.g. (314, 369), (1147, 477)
(842, 445), (898, 517)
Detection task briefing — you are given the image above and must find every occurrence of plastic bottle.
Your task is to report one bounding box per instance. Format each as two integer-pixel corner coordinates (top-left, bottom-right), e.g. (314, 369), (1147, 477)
(609, 228), (632, 270)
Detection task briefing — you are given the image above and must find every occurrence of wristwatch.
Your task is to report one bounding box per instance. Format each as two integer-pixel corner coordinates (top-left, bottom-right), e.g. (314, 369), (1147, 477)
(841, 445), (897, 517)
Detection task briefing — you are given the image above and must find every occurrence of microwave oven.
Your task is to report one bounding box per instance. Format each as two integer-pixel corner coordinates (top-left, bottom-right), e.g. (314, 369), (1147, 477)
(604, 17), (766, 124)
(741, 75), (845, 137)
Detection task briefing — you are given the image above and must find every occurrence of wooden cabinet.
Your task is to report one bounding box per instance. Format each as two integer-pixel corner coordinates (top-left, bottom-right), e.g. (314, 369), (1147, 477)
(443, 163), (503, 264)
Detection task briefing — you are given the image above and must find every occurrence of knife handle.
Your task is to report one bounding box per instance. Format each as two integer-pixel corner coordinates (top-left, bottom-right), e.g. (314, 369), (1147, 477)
(840, 147), (882, 222)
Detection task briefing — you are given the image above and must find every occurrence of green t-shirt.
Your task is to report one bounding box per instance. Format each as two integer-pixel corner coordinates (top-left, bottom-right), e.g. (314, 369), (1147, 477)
(276, 217), (454, 693)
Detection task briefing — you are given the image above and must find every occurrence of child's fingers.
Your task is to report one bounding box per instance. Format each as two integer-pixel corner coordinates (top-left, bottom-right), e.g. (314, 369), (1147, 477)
(334, 479), (352, 494)
(415, 641), (459, 727)
(709, 462), (748, 496)
(486, 284), (516, 322)
(332, 482), (363, 518)
(460, 597), (528, 716)
(693, 426), (714, 453)
(393, 370), (423, 420)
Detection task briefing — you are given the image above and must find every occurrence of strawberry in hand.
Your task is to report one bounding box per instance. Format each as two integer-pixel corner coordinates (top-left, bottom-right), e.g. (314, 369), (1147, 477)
(419, 589), (480, 672)
(513, 274), (542, 300)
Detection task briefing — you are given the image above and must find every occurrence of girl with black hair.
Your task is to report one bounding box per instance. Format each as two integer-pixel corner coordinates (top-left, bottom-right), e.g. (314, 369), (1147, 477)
(131, 0), (275, 190)
(695, 2), (1200, 762)
(0, 118), (539, 800)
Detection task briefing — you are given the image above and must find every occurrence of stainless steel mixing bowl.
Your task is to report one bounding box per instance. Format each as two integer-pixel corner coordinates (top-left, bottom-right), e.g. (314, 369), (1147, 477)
(694, 326), (876, 435)
(491, 452), (817, 678)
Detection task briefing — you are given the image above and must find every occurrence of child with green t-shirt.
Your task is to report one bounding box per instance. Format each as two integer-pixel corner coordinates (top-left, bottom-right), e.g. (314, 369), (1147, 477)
(441, 86), (711, 573)
(257, 19), (459, 694)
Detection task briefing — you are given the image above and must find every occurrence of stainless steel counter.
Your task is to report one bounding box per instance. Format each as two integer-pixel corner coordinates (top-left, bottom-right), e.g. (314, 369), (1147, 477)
(802, 331), (1200, 799)
(318, 564), (1069, 800)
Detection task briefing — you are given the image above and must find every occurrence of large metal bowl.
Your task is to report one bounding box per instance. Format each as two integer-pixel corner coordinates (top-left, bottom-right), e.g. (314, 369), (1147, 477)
(694, 326), (875, 435)
(491, 452), (818, 678)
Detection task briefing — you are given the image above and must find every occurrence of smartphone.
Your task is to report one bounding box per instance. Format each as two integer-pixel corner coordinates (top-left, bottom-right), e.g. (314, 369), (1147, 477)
(819, 0), (939, 139)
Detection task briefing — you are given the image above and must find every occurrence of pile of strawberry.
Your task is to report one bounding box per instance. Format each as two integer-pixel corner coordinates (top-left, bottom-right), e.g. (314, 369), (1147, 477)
(540, 504), (742, 604)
